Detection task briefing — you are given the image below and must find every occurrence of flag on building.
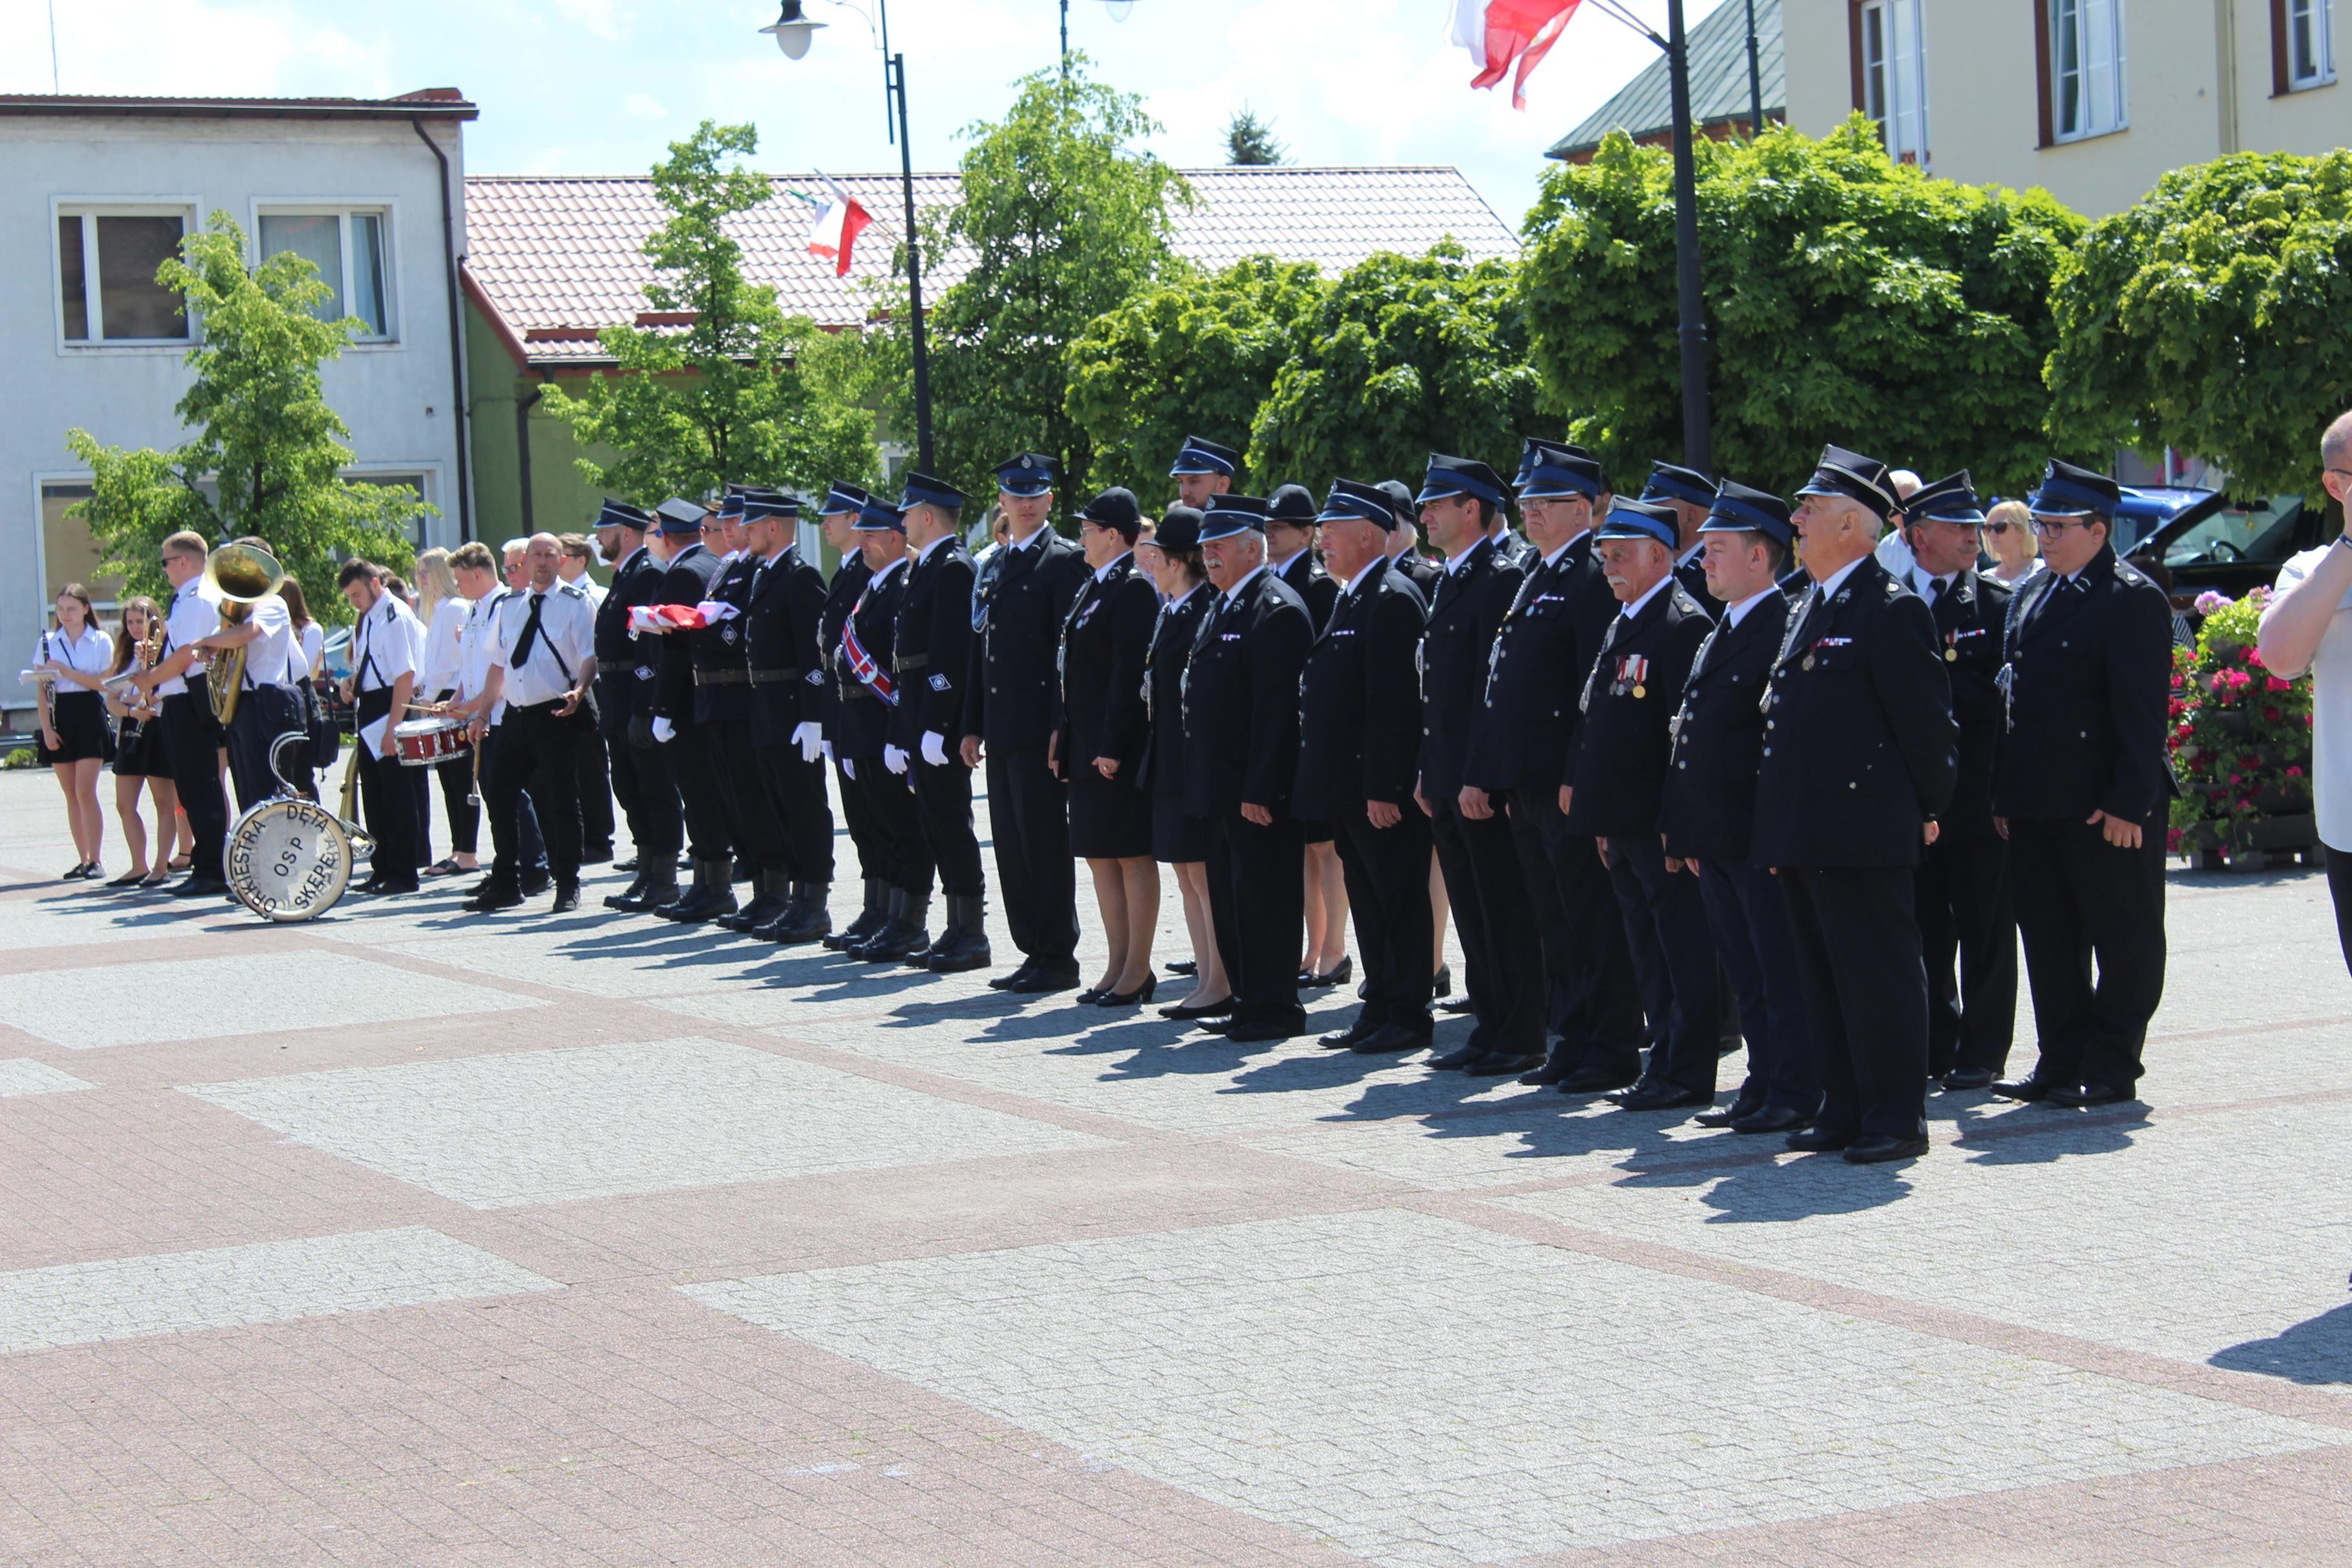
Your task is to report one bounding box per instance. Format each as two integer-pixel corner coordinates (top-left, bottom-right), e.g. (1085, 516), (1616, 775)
(1449, 0), (1584, 109)
(794, 174), (874, 277)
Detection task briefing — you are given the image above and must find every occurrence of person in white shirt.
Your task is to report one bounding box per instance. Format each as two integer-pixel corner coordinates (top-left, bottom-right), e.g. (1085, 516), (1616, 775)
(412, 547), (479, 876)
(1871, 469), (1927, 578)
(558, 533), (607, 606)
(126, 530), (234, 897)
(2257, 407), (2352, 976)
(458, 533), (598, 914)
(194, 535), (311, 812)
(32, 582), (115, 879)
(336, 557), (424, 895)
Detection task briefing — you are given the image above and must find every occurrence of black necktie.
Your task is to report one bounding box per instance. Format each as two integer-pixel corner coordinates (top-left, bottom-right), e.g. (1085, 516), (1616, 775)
(512, 592), (547, 670)
(1927, 576), (1946, 606)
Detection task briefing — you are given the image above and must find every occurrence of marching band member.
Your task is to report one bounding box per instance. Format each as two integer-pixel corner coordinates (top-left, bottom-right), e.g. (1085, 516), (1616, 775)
(128, 532), (231, 900)
(889, 473), (989, 970)
(414, 547), (478, 876)
(451, 543), (549, 899)
(335, 558), (425, 897)
(102, 595), (178, 888)
(34, 582), (114, 880)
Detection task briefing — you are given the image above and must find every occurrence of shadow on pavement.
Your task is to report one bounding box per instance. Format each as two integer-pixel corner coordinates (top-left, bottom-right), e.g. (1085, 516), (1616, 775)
(2210, 1302), (2352, 1385)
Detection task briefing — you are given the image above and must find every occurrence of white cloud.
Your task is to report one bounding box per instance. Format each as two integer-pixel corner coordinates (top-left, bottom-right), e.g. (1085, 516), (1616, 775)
(619, 91), (667, 121)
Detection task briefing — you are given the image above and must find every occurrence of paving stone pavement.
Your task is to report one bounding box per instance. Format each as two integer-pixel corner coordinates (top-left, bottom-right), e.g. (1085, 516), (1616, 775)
(1, 768), (2347, 1566)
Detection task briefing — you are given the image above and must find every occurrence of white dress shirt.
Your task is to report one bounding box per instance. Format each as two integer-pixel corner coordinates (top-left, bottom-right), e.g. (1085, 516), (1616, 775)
(36, 625), (113, 680)
(2276, 546), (2352, 851)
(298, 621), (324, 681)
(419, 596), (471, 696)
(351, 593), (421, 693)
(237, 594), (299, 690)
(158, 579), (220, 698)
(491, 581), (597, 709)
(456, 590), (506, 721)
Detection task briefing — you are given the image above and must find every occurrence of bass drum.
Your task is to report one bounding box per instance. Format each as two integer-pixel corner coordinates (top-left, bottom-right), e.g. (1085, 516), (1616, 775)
(226, 796), (360, 921)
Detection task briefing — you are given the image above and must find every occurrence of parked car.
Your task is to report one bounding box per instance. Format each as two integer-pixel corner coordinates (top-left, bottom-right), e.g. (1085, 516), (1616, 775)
(2129, 491), (2331, 618)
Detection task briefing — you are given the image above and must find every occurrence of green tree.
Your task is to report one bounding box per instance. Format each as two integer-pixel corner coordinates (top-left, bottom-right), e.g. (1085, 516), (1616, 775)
(2047, 149), (2352, 500)
(928, 57), (1192, 503)
(1248, 244), (1544, 493)
(1225, 106), (1285, 167)
(1519, 118), (2086, 498)
(542, 121), (880, 504)
(66, 213), (425, 620)
(1064, 255), (1326, 497)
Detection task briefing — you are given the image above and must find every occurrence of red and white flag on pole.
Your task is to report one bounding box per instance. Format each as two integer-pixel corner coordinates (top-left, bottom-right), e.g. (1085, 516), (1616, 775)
(1449, 0), (1584, 109)
(803, 172), (873, 277)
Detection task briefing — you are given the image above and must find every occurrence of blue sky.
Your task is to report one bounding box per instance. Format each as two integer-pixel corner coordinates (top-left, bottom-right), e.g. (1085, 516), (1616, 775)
(6, 0), (1731, 231)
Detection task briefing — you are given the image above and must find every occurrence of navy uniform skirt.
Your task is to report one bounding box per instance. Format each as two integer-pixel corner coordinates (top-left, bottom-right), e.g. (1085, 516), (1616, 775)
(40, 690), (113, 766)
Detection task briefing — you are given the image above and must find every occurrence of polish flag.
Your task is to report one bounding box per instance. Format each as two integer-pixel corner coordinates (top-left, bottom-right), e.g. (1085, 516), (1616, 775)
(627, 603), (733, 633)
(1449, 0), (1584, 109)
(803, 173), (873, 277)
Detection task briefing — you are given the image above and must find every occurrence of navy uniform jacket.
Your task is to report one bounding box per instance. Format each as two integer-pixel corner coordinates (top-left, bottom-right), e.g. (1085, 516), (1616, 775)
(1673, 548), (1720, 611)
(744, 544), (828, 751)
(1417, 533), (1526, 801)
(652, 543), (723, 723)
(1750, 559), (1959, 869)
(1466, 532), (1617, 795)
(1393, 552), (1441, 600)
(594, 545), (666, 723)
(1659, 589), (1788, 863)
(888, 537), (976, 752)
(817, 552), (873, 747)
(1139, 585), (1212, 800)
(1922, 568), (2014, 840)
(689, 552), (758, 726)
(962, 528), (1089, 751)
(1564, 581), (1714, 838)
(835, 560), (908, 760)
(1293, 565), (1428, 821)
(1992, 543), (2176, 823)
(1055, 555), (1157, 781)
(1181, 568), (1313, 818)
(1278, 550), (1340, 636)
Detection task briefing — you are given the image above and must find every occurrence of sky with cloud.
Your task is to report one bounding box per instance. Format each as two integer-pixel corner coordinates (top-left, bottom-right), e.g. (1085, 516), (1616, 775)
(3, 0), (1735, 231)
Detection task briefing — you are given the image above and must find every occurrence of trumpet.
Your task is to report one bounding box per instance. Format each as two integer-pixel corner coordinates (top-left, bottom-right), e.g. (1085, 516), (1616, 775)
(204, 543), (287, 729)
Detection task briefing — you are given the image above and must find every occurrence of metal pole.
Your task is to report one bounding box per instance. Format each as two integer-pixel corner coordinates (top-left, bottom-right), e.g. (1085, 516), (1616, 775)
(1745, 0), (1765, 139)
(1060, 0), (1069, 70)
(890, 53), (935, 473)
(1665, 0), (1711, 475)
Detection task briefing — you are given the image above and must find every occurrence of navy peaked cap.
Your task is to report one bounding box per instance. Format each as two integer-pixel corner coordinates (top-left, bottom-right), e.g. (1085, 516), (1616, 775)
(1794, 444), (1900, 521)
(2029, 459), (2122, 517)
(1317, 478), (1396, 529)
(653, 498), (708, 534)
(1169, 434), (1239, 478)
(1595, 498), (1680, 549)
(1908, 471), (1986, 525)
(596, 498), (653, 532)
(1416, 454), (1509, 509)
(1700, 480), (1794, 546)
(899, 471), (968, 513)
(738, 487), (800, 522)
(994, 452), (1058, 496)
(1197, 493), (1271, 541)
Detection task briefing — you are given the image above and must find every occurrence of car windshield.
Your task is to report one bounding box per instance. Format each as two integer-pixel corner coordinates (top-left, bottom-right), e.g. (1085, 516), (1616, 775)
(321, 627), (354, 681)
(2161, 495), (2305, 569)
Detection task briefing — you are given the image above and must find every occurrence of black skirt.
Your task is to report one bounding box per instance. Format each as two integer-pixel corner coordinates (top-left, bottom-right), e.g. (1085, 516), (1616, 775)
(1069, 767), (1151, 860)
(112, 710), (171, 778)
(1151, 790), (1211, 865)
(39, 690), (113, 765)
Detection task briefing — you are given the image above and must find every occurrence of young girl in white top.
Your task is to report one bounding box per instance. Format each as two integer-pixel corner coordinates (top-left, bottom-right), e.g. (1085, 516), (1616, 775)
(34, 583), (116, 880)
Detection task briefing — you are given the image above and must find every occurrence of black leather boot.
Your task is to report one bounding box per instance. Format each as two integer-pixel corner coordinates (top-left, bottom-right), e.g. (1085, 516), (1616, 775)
(757, 882), (832, 944)
(921, 895), (994, 972)
(825, 878), (888, 950)
(602, 869), (653, 911)
(660, 858), (737, 923)
(856, 889), (930, 961)
(720, 868), (789, 931)
(631, 863), (682, 915)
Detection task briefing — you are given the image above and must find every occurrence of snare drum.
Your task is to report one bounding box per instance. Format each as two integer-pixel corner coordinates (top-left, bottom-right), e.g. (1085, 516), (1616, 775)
(392, 714), (471, 767)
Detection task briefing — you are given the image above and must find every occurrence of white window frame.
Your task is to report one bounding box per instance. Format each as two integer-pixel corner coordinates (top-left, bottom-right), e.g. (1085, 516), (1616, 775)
(2049, 0), (2130, 143)
(251, 200), (401, 345)
(2287, 0), (2336, 89)
(343, 465), (441, 547)
(1859, 0), (1932, 168)
(50, 198), (200, 351)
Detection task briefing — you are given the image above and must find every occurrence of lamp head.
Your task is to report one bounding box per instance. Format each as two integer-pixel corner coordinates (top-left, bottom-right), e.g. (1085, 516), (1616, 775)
(762, 0), (825, 58)
(1103, 1), (1136, 19)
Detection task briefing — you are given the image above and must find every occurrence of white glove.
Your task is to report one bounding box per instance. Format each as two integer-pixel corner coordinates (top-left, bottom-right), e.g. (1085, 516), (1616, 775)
(652, 716), (676, 744)
(921, 731), (949, 767)
(883, 744), (910, 776)
(792, 721), (823, 764)
(841, 756), (857, 780)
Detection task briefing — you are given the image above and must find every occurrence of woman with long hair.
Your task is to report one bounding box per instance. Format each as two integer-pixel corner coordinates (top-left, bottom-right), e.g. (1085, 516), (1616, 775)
(1138, 509), (1232, 1020)
(35, 583), (115, 880)
(1982, 498), (2040, 585)
(277, 576), (325, 801)
(99, 595), (178, 887)
(412, 547), (478, 875)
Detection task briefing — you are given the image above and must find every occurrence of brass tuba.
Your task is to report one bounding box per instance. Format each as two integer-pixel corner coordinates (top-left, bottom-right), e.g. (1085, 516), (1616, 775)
(202, 543), (287, 728)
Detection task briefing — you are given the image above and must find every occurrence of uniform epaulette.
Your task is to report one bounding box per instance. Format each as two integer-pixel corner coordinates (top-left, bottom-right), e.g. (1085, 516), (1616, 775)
(557, 579), (589, 600)
(2114, 561), (2148, 588)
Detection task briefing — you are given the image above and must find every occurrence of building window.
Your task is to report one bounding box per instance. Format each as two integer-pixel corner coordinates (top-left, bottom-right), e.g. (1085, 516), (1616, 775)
(347, 472), (434, 545)
(2047, 0), (2129, 141)
(56, 209), (191, 344)
(2276, 0), (2336, 90)
(257, 210), (392, 338)
(1857, 0), (1931, 166)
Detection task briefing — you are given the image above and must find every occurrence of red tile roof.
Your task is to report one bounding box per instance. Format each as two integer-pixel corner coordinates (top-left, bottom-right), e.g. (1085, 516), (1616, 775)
(464, 166), (1519, 367)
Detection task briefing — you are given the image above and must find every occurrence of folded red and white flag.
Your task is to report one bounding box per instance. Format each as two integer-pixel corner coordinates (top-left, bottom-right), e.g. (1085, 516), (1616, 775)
(628, 602), (740, 633)
(1449, 0), (1583, 109)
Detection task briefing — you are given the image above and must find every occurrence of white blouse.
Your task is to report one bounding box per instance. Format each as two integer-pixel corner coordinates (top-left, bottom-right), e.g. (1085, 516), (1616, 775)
(418, 596), (471, 695)
(34, 625), (113, 685)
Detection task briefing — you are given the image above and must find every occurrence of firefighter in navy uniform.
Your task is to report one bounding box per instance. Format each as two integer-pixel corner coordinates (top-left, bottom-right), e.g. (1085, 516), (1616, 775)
(816, 484), (888, 951)
(960, 453), (1091, 994)
(838, 491), (934, 961)
(1898, 473), (2019, 1091)
(1560, 498), (1720, 1112)
(1991, 460), (2176, 1109)
(1295, 479), (1433, 1055)
(738, 487), (836, 945)
(1642, 460), (1721, 610)
(1416, 454), (1545, 1075)
(1659, 482), (1820, 1134)
(1466, 439), (1647, 1092)
(889, 472), (991, 973)
(699, 493), (793, 935)
(593, 498), (685, 911)
(1752, 445), (1958, 1164)
(644, 498), (736, 922)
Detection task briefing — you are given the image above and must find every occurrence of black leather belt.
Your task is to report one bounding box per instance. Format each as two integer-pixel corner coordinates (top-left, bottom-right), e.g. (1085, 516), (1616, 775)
(692, 668), (749, 686)
(747, 667), (800, 685)
(895, 653), (928, 672)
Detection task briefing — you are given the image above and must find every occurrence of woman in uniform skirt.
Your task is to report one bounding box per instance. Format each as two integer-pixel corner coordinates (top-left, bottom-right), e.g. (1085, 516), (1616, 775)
(100, 595), (178, 887)
(34, 583), (115, 880)
(1136, 508), (1231, 1018)
(1058, 489), (1162, 1005)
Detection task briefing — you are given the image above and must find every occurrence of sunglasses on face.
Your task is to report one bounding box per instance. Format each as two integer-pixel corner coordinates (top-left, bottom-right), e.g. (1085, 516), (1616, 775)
(1984, 521), (2012, 535)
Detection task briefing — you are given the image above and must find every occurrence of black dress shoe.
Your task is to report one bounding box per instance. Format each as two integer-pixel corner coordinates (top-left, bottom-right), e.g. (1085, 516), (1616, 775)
(1990, 1073), (2056, 1102)
(1610, 1081), (1713, 1112)
(1556, 1062), (1640, 1095)
(548, 883), (580, 914)
(1466, 1049), (1547, 1077)
(462, 885), (524, 913)
(1844, 1132), (1930, 1164)
(1008, 963), (1082, 994)
(1161, 998), (1234, 1021)
(1426, 1044), (1488, 1071)
(1319, 1022), (1376, 1050)
(1299, 955), (1352, 988)
(520, 871), (552, 897)
(1223, 1020), (1300, 1044)
(1695, 1094), (1766, 1129)
(1437, 995), (1477, 1014)
(1192, 1016), (1236, 1035)
(614, 854), (639, 874)
(169, 876), (231, 900)
(1728, 1104), (1813, 1135)
(1074, 985), (1111, 1005)
(1940, 1067), (1997, 1092)
(1785, 1127), (1856, 1153)
(1094, 974), (1157, 1007)
(1164, 958), (1197, 977)
(2047, 1079), (2129, 1108)
(988, 963), (1037, 991)
(1350, 1024), (1431, 1055)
